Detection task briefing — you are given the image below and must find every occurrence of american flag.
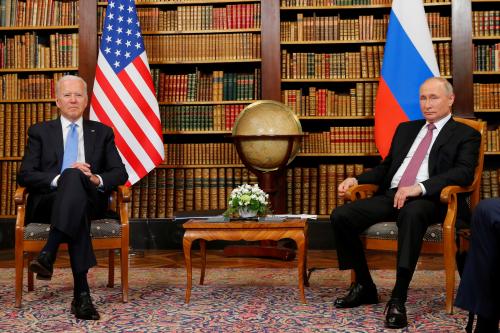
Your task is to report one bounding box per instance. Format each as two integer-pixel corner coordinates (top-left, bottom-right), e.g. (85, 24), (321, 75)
(90, 0), (164, 185)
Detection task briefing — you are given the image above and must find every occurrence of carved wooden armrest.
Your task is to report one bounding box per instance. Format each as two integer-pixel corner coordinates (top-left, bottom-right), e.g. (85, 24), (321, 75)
(345, 184), (379, 202)
(14, 187), (28, 206)
(439, 185), (473, 231)
(439, 185), (473, 204)
(116, 185), (131, 228)
(117, 185), (131, 203)
(14, 187), (28, 232)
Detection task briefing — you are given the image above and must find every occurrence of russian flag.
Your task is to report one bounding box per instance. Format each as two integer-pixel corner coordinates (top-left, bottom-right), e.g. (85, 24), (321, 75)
(375, 0), (440, 159)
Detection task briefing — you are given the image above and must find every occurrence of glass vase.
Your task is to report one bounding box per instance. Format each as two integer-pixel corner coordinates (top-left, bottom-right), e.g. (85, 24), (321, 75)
(238, 206), (258, 218)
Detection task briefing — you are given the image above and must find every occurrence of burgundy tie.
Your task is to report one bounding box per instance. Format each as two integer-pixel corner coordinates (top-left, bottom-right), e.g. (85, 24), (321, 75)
(398, 123), (436, 188)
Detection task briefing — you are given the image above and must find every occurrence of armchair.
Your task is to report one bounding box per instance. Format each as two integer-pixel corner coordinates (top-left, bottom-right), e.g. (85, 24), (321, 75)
(344, 117), (486, 314)
(14, 185), (131, 308)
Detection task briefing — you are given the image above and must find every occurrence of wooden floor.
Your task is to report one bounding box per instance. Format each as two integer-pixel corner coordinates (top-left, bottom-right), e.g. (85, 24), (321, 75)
(0, 248), (444, 270)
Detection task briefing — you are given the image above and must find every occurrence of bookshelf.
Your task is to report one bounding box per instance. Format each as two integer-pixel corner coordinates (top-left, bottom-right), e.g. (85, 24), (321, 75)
(0, 0), (492, 221)
(94, 0), (264, 218)
(278, 0), (453, 216)
(471, 0), (500, 184)
(0, 0), (80, 217)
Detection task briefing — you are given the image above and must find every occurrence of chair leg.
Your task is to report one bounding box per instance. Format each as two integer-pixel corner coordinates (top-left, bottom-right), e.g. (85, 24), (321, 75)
(27, 253), (34, 292)
(107, 249), (115, 288)
(443, 247), (456, 314)
(15, 249), (24, 308)
(121, 246), (129, 303)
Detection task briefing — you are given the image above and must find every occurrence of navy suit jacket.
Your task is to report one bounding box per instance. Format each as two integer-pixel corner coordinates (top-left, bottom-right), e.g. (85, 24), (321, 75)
(357, 117), (481, 225)
(17, 118), (128, 223)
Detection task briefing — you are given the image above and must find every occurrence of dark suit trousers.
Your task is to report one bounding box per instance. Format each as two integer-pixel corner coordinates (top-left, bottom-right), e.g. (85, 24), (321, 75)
(30, 169), (99, 273)
(455, 199), (500, 320)
(331, 189), (440, 274)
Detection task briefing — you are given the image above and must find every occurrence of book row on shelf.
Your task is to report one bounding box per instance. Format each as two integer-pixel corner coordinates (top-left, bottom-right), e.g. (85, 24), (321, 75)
(163, 139), (375, 166)
(150, 68), (261, 102)
(113, 0), (258, 3)
(0, 72), (66, 100)
(164, 143), (241, 166)
(142, 33), (261, 63)
(280, 14), (390, 42)
(0, 162), (365, 217)
(281, 43), (451, 79)
(0, 0), (78, 27)
(0, 102), (57, 158)
(130, 167), (259, 219)
(426, 12), (451, 38)
(0, 110), (498, 159)
(127, 164), (366, 219)
(287, 164), (365, 215)
(486, 127), (500, 153)
(301, 127), (378, 154)
(280, 12), (449, 42)
(280, 0), (391, 6)
(0, 161), (19, 216)
(160, 104), (245, 132)
(474, 83), (500, 110)
(282, 48), (380, 80)
(481, 169), (500, 200)
(0, 32), (79, 69)
(280, 0), (443, 7)
(73, 166), (500, 219)
(115, 3), (262, 33)
(472, 11), (500, 37)
(473, 43), (500, 72)
(282, 82), (377, 117)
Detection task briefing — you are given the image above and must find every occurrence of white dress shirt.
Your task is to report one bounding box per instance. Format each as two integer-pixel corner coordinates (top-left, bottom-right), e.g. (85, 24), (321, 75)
(390, 114), (452, 194)
(51, 116), (103, 188)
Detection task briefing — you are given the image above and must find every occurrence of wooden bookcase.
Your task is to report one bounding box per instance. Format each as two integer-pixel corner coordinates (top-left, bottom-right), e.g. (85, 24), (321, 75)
(278, 0), (454, 215)
(0, 0), (80, 217)
(0, 0), (496, 220)
(95, 0), (263, 218)
(471, 0), (500, 199)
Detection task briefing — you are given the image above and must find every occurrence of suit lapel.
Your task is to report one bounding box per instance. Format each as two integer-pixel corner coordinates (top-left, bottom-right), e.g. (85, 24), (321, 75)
(83, 120), (96, 163)
(51, 118), (64, 168)
(428, 118), (456, 173)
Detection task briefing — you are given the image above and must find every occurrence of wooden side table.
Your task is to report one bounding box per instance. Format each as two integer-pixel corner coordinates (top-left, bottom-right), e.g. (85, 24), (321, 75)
(182, 218), (308, 303)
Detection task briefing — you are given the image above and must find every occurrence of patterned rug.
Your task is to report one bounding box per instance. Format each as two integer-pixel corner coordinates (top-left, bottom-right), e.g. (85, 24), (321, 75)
(0, 268), (467, 332)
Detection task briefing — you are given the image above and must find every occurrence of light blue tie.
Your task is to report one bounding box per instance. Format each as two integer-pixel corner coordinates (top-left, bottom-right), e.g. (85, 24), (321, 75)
(61, 123), (78, 172)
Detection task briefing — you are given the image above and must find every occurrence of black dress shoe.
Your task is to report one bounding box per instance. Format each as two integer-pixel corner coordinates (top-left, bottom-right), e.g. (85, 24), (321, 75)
(334, 282), (379, 308)
(29, 251), (54, 280)
(385, 298), (408, 329)
(71, 292), (100, 320)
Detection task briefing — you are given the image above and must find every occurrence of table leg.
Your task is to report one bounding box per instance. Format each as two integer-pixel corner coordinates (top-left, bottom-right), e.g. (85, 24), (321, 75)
(304, 226), (309, 287)
(183, 236), (194, 303)
(199, 239), (206, 285)
(294, 232), (307, 304)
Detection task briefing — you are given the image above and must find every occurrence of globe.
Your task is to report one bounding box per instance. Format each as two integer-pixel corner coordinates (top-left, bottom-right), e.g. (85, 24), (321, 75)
(232, 100), (303, 172)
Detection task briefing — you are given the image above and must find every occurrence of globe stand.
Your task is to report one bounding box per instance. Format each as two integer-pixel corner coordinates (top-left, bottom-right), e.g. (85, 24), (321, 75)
(224, 135), (302, 260)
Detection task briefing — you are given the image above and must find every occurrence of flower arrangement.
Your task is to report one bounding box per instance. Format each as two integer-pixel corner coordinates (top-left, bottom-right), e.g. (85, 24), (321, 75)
(225, 183), (270, 218)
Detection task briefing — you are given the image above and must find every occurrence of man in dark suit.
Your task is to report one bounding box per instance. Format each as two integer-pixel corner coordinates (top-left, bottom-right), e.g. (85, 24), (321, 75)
(330, 77), (481, 329)
(17, 75), (128, 320)
(455, 198), (500, 333)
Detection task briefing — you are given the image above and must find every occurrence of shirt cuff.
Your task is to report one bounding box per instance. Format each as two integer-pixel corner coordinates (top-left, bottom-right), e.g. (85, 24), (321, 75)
(96, 174), (104, 189)
(418, 183), (427, 195)
(51, 175), (60, 188)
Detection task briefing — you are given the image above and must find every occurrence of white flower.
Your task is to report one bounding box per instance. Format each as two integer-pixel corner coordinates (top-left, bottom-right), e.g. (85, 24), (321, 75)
(225, 183), (269, 217)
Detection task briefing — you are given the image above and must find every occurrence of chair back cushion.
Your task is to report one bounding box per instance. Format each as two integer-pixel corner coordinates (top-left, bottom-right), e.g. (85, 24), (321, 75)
(24, 219), (122, 241)
(361, 222), (443, 243)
